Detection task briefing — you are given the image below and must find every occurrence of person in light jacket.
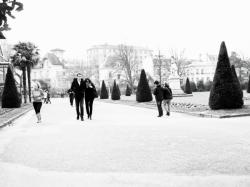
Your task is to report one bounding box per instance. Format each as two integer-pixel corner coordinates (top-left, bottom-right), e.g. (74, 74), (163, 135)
(32, 82), (44, 123)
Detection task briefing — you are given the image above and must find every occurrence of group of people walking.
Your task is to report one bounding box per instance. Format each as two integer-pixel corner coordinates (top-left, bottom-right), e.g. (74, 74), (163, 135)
(153, 81), (173, 117)
(69, 73), (98, 121)
(31, 73), (172, 123)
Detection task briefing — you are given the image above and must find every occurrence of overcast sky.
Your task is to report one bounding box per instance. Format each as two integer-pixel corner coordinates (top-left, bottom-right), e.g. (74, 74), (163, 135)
(4, 0), (250, 59)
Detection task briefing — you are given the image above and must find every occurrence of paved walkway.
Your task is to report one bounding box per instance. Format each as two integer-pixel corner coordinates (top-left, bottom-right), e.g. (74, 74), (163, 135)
(1, 98), (250, 186)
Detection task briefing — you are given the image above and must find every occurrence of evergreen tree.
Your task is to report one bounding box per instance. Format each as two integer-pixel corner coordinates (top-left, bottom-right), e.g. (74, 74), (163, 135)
(125, 84), (131, 96)
(184, 78), (192, 94)
(1, 66), (21, 108)
(100, 80), (109, 99)
(136, 69), (153, 102)
(209, 42), (243, 109)
(111, 80), (120, 100)
(247, 75), (250, 93)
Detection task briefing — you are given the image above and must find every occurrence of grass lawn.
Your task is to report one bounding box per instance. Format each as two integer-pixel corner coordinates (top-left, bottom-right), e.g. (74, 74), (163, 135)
(122, 91), (250, 106)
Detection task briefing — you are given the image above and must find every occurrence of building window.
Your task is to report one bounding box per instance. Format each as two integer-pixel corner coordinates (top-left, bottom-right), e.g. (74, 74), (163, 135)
(196, 69), (199, 74)
(117, 74), (121, 80)
(201, 69), (204, 74)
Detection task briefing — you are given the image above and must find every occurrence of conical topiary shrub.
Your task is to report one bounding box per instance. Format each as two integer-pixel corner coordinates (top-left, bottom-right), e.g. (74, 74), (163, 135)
(125, 84), (131, 96)
(1, 66), (21, 108)
(136, 69), (152, 102)
(111, 80), (120, 100)
(231, 65), (243, 97)
(184, 78), (192, 94)
(209, 42), (243, 109)
(247, 75), (250, 93)
(100, 80), (109, 99)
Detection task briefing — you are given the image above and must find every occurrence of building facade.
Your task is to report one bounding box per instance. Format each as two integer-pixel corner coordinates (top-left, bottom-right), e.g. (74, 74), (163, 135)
(31, 50), (70, 91)
(86, 44), (154, 88)
(183, 54), (217, 84)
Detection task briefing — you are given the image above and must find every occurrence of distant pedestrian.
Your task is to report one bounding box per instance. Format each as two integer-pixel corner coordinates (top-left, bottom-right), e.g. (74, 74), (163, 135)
(163, 83), (173, 116)
(71, 73), (86, 121)
(67, 88), (74, 106)
(85, 78), (98, 120)
(153, 80), (164, 117)
(43, 90), (48, 104)
(47, 90), (51, 104)
(32, 82), (44, 123)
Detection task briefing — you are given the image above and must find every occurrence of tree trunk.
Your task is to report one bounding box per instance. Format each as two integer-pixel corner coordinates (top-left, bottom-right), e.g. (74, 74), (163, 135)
(27, 65), (32, 102)
(22, 67), (27, 103)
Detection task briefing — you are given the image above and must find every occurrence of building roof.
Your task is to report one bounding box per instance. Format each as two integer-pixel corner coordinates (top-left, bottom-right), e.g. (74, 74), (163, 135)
(43, 53), (64, 66)
(50, 48), (65, 52)
(87, 44), (153, 52)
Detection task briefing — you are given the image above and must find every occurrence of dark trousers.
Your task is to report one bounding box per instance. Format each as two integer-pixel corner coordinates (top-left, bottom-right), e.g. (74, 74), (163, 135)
(156, 100), (163, 116)
(75, 97), (84, 117)
(85, 98), (94, 117)
(69, 95), (74, 106)
(33, 102), (42, 114)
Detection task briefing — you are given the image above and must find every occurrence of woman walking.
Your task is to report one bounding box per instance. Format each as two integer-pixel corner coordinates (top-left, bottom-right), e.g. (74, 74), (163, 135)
(85, 78), (97, 120)
(32, 82), (44, 123)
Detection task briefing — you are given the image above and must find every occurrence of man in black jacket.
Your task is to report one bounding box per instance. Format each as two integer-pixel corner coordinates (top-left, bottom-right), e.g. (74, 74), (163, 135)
(71, 73), (86, 121)
(153, 80), (164, 117)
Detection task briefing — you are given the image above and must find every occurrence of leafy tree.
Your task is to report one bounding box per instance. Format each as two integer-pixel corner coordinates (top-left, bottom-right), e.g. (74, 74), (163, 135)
(1, 66), (21, 108)
(184, 78), (192, 94)
(136, 69), (152, 102)
(125, 84), (132, 96)
(190, 81), (197, 92)
(11, 42), (40, 103)
(209, 42), (243, 109)
(100, 80), (109, 99)
(197, 80), (205, 91)
(111, 80), (120, 100)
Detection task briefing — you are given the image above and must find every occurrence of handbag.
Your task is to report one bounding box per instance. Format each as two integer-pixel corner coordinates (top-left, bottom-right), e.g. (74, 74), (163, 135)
(93, 88), (98, 98)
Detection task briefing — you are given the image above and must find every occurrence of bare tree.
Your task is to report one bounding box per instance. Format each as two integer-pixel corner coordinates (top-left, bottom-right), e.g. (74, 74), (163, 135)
(105, 44), (140, 92)
(170, 48), (190, 77)
(153, 51), (171, 84)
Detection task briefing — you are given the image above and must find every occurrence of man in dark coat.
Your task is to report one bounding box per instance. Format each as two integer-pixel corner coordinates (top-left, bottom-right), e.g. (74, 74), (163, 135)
(70, 73), (86, 121)
(153, 80), (164, 117)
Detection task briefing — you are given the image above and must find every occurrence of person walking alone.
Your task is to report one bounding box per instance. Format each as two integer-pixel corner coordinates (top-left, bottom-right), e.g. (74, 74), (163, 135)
(71, 73), (86, 121)
(67, 88), (74, 106)
(153, 80), (164, 117)
(163, 83), (173, 116)
(85, 78), (97, 120)
(32, 82), (44, 123)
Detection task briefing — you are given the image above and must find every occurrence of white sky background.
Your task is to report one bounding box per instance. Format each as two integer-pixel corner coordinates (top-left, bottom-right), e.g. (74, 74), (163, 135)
(4, 0), (250, 59)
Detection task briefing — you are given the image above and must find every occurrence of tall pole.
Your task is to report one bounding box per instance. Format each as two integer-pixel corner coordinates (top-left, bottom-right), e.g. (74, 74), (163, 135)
(157, 50), (164, 84)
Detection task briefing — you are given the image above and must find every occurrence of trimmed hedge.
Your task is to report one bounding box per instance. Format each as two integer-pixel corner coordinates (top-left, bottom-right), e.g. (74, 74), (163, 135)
(136, 69), (152, 102)
(125, 84), (132, 96)
(100, 80), (109, 99)
(1, 66), (21, 108)
(184, 78), (192, 94)
(111, 80), (120, 100)
(209, 42), (243, 109)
